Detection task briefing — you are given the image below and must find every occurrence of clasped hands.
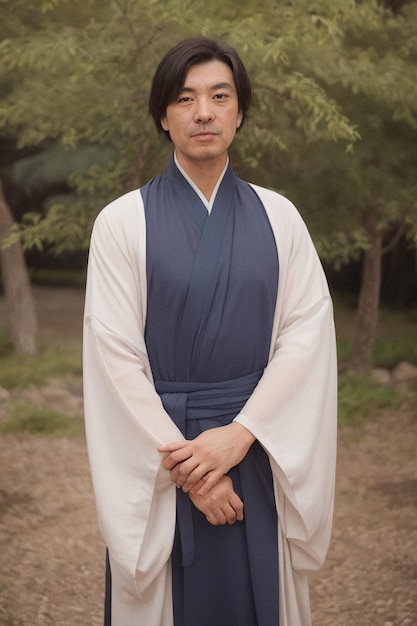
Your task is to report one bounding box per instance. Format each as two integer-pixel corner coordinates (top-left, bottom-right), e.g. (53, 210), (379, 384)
(158, 422), (255, 526)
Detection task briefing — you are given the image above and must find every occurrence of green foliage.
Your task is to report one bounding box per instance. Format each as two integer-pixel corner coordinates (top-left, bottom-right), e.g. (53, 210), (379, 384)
(8, 198), (95, 254)
(0, 0), (416, 380)
(12, 143), (117, 189)
(290, 2), (417, 257)
(373, 336), (417, 369)
(336, 337), (352, 365)
(0, 350), (82, 390)
(335, 297), (417, 368)
(316, 230), (370, 269)
(29, 266), (86, 287)
(0, 401), (84, 436)
(0, 328), (13, 356)
(338, 373), (402, 427)
(338, 336), (417, 370)
(0, 0), (363, 253)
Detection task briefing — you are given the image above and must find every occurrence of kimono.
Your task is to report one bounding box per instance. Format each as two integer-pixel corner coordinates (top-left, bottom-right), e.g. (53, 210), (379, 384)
(83, 158), (337, 626)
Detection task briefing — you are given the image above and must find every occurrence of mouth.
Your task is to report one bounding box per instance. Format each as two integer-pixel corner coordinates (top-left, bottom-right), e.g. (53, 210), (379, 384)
(192, 131), (217, 141)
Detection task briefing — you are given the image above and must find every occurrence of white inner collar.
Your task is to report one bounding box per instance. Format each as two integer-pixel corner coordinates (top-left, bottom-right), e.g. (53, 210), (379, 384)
(174, 152), (229, 213)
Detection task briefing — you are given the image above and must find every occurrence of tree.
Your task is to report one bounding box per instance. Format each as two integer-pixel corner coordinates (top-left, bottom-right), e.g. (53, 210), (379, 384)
(0, 180), (37, 355)
(268, 1), (417, 372)
(4, 0), (415, 372)
(0, 0), (358, 250)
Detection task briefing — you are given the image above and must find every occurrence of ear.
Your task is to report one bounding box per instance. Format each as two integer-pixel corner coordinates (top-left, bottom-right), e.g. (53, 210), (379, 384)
(161, 115), (169, 131)
(237, 110), (243, 129)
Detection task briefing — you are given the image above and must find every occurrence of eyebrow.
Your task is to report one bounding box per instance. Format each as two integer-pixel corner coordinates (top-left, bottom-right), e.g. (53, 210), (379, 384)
(179, 82), (235, 94)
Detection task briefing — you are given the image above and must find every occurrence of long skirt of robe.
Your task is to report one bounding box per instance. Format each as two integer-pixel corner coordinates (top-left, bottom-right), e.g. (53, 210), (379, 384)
(104, 440), (279, 626)
(171, 424), (279, 626)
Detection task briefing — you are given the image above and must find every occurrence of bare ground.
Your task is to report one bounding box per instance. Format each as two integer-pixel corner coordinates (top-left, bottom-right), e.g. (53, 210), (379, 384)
(0, 287), (416, 626)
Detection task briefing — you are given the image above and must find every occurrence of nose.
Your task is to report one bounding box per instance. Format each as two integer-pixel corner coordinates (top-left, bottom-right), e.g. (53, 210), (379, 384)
(193, 98), (214, 123)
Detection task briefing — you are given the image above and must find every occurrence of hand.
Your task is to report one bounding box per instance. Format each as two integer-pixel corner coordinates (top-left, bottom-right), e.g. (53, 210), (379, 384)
(158, 422), (255, 496)
(189, 475), (244, 525)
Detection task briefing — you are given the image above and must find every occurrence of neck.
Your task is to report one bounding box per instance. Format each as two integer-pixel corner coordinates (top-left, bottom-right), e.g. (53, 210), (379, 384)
(175, 154), (228, 201)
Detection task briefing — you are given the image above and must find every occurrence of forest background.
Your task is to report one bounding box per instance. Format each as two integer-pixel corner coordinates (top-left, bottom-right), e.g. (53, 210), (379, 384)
(1, 4), (416, 624)
(0, 0), (416, 383)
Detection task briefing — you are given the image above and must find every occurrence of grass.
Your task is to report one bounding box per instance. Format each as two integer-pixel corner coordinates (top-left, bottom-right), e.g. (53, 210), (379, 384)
(338, 374), (403, 428)
(0, 328), (83, 437)
(372, 336), (417, 369)
(0, 401), (84, 437)
(337, 336), (417, 370)
(0, 328), (13, 355)
(29, 267), (86, 287)
(334, 296), (417, 368)
(334, 298), (416, 426)
(0, 346), (82, 390)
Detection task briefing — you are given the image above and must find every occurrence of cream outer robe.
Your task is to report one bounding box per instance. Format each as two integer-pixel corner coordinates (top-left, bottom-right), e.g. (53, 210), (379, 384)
(83, 183), (338, 626)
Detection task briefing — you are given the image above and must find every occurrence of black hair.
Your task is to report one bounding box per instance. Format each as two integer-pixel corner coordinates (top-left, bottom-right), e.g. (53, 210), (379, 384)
(149, 37), (252, 137)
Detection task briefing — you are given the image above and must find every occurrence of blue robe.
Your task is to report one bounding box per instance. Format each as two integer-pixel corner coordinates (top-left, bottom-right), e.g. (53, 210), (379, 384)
(142, 156), (280, 626)
(86, 155), (337, 626)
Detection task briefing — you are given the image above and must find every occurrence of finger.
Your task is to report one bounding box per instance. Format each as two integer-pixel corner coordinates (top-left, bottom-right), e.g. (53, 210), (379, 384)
(227, 497), (244, 522)
(158, 441), (189, 453)
(170, 467), (184, 485)
(229, 494), (244, 520)
(235, 507), (244, 521)
(187, 477), (206, 494)
(192, 470), (223, 496)
(180, 465), (211, 492)
(214, 509), (227, 525)
(222, 504), (240, 525)
(161, 446), (193, 470)
(205, 513), (220, 526)
(170, 457), (200, 485)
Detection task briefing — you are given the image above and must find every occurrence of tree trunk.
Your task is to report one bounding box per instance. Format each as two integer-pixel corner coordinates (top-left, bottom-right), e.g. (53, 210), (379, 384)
(0, 180), (38, 356)
(348, 203), (382, 374)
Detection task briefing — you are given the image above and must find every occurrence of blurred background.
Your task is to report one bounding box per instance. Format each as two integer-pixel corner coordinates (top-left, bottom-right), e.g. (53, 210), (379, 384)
(1, 0), (416, 378)
(0, 3), (416, 625)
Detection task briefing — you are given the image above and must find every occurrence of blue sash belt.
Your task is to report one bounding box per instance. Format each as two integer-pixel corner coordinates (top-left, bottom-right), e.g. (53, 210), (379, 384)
(155, 369), (263, 567)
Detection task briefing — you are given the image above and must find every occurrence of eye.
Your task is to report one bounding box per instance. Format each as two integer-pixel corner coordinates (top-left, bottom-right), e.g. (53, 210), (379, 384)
(178, 96), (193, 103)
(213, 93), (228, 100)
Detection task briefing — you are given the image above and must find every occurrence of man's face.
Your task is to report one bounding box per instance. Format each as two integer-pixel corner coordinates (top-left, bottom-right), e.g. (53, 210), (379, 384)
(161, 60), (243, 171)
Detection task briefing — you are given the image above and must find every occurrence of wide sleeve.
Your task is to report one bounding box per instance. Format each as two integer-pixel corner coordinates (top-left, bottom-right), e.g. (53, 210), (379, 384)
(236, 186), (338, 572)
(83, 191), (182, 601)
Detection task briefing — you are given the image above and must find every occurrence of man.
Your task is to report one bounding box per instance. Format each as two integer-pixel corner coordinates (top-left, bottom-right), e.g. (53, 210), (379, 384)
(83, 37), (337, 626)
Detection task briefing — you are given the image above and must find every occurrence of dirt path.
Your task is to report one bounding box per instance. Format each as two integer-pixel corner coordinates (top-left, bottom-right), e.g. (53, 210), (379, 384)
(0, 288), (416, 625)
(310, 408), (417, 626)
(1, 407), (416, 625)
(0, 435), (103, 626)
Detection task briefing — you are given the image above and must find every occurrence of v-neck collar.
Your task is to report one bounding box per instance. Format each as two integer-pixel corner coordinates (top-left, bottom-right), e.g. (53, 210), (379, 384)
(173, 152), (229, 212)
(166, 154), (235, 231)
